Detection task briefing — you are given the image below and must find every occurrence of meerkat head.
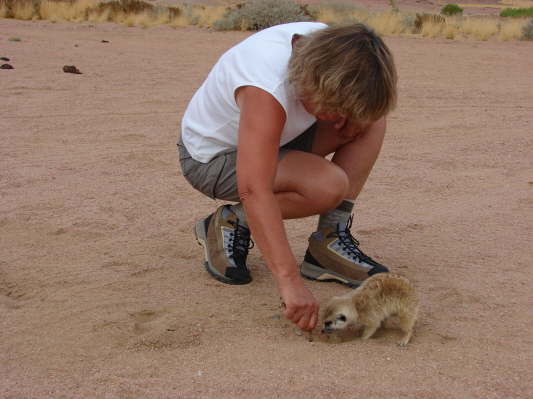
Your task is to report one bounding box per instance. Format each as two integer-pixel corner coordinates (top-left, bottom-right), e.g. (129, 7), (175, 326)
(321, 296), (358, 333)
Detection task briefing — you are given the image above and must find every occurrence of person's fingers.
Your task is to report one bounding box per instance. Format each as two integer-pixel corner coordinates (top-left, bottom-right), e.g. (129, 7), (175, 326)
(297, 311), (312, 331)
(308, 307), (319, 331)
(282, 306), (295, 320)
(284, 305), (305, 323)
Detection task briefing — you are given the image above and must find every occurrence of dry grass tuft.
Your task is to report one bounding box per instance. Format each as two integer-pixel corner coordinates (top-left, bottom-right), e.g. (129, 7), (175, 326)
(498, 18), (525, 40)
(0, 2), (8, 18)
(461, 17), (500, 40)
(421, 21), (444, 38)
(195, 5), (226, 27)
(12, 1), (35, 20)
(443, 22), (459, 39)
(39, 0), (94, 22)
(367, 12), (405, 36)
(310, 3), (369, 25)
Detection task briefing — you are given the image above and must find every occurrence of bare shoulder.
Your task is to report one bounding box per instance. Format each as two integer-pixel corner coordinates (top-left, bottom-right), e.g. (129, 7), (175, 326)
(235, 85), (285, 116)
(235, 85), (286, 142)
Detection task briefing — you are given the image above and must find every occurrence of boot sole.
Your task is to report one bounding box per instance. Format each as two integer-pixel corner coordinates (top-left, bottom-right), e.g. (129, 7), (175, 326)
(194, 219), (251, 285)
(300, 261), (363, 288)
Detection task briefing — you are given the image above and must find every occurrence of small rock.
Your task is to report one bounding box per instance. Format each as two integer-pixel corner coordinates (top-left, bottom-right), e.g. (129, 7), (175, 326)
(1, 64), (14, 70)
(101, 40), (109, 43)
(0, 57), (9, 61)
(74, 44), (78, 47)
(53, 227), (67, 235)
(63, 65), (82, 74)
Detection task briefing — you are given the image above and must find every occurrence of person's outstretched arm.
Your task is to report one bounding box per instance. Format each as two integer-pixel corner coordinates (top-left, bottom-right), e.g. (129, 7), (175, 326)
(235, 86), (319, 331)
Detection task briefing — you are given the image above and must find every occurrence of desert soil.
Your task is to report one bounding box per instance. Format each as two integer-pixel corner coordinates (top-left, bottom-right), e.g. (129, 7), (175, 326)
(1, 14), (532, 399)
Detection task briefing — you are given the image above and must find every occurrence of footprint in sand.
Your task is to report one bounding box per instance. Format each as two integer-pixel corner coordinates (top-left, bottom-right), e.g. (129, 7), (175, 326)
(130, 309), (162, 334)
(127, 309), (202, 351)
(0, 267), (25, 309)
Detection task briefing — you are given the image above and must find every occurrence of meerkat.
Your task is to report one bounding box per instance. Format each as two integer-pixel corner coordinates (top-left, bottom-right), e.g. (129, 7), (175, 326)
(321, 273), (419, 346)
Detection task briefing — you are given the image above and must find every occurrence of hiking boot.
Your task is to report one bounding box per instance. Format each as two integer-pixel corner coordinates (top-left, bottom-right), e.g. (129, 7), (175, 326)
(194, 205), (253, 285)
(300, 216), (388, 287)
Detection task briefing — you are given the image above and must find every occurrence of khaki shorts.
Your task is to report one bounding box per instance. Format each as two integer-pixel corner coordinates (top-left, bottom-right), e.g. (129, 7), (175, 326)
(178, 123), (317, 202)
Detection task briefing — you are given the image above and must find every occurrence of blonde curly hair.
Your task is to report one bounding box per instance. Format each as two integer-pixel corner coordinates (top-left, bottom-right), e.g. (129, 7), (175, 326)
(288, 24), (397, 123)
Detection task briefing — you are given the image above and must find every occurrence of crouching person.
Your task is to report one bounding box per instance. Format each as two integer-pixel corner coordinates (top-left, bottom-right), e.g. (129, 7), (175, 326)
(178, 22), (398, 332)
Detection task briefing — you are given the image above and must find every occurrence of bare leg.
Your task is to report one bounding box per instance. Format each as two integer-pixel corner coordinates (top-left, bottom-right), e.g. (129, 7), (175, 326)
(273, 151), (349, 219)
(313, 117), (387, 200)
(272, 118), (386, 218)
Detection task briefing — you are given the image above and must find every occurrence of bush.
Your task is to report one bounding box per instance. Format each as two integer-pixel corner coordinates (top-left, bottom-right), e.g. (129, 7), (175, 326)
(0, 0), (39, 19)
(500, 7), (533, 18)
(441, 3), (463, 16)
(214, 0), (311, 31)
(402, 14), (416, 32)
(414, 13), (445, 33)
(522, 18), (533, 40)
(94, 0), (153, 15)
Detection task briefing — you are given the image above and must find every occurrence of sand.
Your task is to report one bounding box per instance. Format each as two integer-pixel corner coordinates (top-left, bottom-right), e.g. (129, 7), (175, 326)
(1, 14), (532, 399)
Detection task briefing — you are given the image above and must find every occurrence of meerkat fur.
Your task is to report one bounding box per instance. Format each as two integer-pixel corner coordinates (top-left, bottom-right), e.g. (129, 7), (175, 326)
(321, 273), (419, 346)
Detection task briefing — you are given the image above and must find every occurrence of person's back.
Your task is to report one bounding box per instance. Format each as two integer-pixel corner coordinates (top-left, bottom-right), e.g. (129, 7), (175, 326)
(181, 22), (326, 164)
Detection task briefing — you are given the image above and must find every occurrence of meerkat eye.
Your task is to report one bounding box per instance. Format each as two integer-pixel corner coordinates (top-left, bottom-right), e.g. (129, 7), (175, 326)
(325, 321), (332, 327)
(337, 314), (347, 322)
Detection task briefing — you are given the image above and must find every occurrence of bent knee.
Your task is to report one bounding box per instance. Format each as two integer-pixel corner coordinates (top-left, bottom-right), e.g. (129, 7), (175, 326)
(315, 164), (349, 211)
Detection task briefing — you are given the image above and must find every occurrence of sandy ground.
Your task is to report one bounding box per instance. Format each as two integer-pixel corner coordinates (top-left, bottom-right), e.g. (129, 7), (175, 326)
(1, 16), (532, 399)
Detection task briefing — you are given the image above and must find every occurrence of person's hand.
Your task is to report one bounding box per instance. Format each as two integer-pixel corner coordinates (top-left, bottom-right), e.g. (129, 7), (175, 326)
(277, 274), (319, 331)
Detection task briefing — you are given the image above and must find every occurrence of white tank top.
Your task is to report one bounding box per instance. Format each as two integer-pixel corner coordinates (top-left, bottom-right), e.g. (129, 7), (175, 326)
(180, 22), (327, 163)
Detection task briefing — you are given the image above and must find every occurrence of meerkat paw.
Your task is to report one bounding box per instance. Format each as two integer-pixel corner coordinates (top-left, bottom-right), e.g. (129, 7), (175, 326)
(397, 334), (412, 347)
(360, 324), (379, 341)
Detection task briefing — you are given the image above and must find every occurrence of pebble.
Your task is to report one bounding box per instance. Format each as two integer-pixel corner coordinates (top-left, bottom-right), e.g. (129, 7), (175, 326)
(63, 65), (82, 74)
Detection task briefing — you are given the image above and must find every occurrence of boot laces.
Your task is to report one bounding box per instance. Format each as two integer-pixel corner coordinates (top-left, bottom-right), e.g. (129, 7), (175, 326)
(330, 215), (377, 266)
(227, 219), (254, 268)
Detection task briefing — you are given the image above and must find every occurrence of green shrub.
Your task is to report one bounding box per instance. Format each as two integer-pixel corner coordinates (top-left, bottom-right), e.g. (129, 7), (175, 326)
(441, 3), (463, 16)
(521, 18), (533, 40)
(500, 7), (533, 18)
(214, 0), (311, 31)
